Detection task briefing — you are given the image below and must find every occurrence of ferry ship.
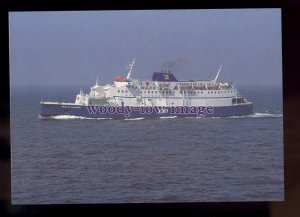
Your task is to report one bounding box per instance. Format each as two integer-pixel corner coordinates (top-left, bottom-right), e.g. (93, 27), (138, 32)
(40, 58), (253, 119)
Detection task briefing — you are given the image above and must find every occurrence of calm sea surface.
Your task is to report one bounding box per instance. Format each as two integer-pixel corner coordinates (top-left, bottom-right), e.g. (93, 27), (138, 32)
(11, 86), (284, 204)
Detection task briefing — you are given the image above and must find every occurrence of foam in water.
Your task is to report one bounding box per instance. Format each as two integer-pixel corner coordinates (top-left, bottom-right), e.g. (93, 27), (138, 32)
(184, 116), (204, 119)
(124, 117), (145, 121)
(221, 112), (283, 119)
(248, 113), (283, 118)
(39, 112), (282, 121)
(159, 116), (177, 119)
(189, 112), (283, 119)
(39, 115), (112, 120)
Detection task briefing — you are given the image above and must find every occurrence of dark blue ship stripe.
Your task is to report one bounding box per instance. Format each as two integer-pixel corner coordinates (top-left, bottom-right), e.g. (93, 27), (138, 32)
(40, 103), (253, 119)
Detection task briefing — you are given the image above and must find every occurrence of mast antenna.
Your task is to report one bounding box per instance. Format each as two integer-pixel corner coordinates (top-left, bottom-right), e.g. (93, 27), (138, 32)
(214, 64), (222, 82)
(96, 74), (99, 86)
(126, 57), (135, 79)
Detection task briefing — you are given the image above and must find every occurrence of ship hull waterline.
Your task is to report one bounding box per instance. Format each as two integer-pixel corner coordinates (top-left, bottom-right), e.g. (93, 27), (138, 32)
(40, 103), (253, 119)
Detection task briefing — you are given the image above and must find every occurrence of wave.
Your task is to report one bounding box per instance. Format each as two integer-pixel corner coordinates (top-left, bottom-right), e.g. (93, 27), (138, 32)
(124, 117), (145, 121)
(248, 113), (283, 118)
(39, 112), (282, 121)
(210, 112), (283, 119)
(184, 116), (203, 119)
(38, 115), (112, 120)
(159, 116), (177, 119)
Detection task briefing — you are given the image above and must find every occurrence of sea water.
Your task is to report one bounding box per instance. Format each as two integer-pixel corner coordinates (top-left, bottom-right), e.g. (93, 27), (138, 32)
(10, 86), (284, 204)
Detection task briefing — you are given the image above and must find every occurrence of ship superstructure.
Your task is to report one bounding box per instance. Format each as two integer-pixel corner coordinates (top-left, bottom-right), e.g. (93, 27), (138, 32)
(40, 59), (253, 119)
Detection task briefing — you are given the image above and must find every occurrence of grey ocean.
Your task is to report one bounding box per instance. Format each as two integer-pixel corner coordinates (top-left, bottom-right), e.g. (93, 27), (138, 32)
(11, 86), (284, 204)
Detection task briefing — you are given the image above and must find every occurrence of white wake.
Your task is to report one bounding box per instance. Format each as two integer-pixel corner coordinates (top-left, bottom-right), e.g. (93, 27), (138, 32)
(124, 117), (145, 121)
(39, 115), (112, 120)
(159, 116), (178, 119)
(248, 113), (283, 118)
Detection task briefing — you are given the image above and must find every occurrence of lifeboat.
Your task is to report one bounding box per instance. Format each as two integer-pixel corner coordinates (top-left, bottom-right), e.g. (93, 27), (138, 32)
(114, 76), (126, 81)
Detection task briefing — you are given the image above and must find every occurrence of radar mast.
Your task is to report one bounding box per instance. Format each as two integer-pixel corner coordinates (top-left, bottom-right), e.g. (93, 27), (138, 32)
(214, 64), (222, 82)
(126, 58), (135, 80)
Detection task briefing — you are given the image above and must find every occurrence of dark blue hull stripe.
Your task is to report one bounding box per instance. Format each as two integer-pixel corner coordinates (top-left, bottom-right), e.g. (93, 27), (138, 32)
(40, 104), (253, 119)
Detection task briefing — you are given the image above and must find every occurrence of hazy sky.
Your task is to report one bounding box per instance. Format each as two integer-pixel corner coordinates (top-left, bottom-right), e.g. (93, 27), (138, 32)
(9, 9), (282, 88)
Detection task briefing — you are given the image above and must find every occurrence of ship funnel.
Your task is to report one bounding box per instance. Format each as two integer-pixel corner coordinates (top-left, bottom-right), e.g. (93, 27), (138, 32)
(214, 64), (222, 82)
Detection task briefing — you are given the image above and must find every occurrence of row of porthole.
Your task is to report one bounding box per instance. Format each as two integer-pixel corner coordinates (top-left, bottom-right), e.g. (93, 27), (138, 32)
(139, 90), (235, 94)
(116, 89), (235, 95)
